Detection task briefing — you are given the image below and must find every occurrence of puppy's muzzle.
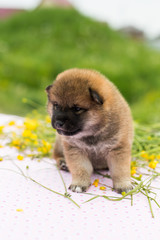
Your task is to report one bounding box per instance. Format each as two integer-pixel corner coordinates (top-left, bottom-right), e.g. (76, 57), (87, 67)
(55, 120), (65, 129)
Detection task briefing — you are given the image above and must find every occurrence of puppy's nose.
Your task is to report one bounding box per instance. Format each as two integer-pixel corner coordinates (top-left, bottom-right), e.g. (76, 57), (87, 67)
(55, 120), (65, 129)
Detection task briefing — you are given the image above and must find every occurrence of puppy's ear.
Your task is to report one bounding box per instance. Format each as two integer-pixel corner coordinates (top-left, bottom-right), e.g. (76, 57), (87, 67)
(45, 85), (52, 93)
(89, 88), (103, 105)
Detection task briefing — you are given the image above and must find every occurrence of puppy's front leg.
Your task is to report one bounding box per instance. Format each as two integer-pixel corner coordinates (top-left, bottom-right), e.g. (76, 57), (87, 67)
(63, 144), (93, 193)
(107, 147), (133, 193)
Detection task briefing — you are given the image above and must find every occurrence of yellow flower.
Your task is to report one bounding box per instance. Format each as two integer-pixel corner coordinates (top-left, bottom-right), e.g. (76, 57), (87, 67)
(24, 139), (31, 143)
(41, 146), (51, 154)
(24, 118), (39, 131)
(100, 186), (106, 190)
(22, 98), (28, 103)
(22, 129), (32, 138)
(0, 145), (4, 148)
(157, 155), (160, 160)
(42, 147), (48, 154)
(147, 136), (152, 140)
(45, 115), (51, 123)
(41, 140), (52, 153)
(121, 192), (126, 196)
(30, 133), (37, 140)
(37, 147), (42, 152)
(17, 155), (24, 161)
(131, 166), (137, 176)
(149, 154), (156, 161)
(34, 140), (38, 145)
(0, 126), (4, 133)
(12, 139), (21, 147)
(0, 158), (3, 161)
(42, 140), (47, 145)
(93, 179), (99, 187)
(140, 151), (149, 159)
(16, 209), (23, 212)
(149, 160), (158, 169)
(38, 146), (50, 154)
(8, 121), (15, 126)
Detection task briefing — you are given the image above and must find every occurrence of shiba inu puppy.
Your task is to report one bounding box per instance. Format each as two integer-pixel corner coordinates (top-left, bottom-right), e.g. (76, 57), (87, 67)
(46, 68), (133, 193)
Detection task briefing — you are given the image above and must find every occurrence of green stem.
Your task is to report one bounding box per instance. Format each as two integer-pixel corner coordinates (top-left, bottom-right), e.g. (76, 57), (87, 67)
(83, 195), (100, 203)
(140, 190), (160, 208)
(145, 189), (154, 218)
(0, 166), (80, 208)
(56, 165), (68, 193)
(131, 194), (133, 206)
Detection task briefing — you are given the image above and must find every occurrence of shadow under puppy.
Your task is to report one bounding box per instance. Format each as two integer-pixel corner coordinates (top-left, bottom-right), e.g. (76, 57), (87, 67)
(46, 68), (134, 193)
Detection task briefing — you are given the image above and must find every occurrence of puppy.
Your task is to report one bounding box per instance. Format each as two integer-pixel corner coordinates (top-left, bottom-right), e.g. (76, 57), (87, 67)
(46, 68), (133, 193)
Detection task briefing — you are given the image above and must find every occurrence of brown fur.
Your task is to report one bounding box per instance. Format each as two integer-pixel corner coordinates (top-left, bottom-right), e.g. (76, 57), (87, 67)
(46, 68), (134, 193)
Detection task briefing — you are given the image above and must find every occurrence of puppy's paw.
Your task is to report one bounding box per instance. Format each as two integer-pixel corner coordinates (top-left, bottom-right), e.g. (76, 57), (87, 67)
(69, 184), (90, 193)
(114, 181), (133, 194)
(58, 159), (69, 172)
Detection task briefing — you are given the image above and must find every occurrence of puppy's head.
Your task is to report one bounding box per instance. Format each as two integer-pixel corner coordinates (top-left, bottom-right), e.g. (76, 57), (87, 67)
(46, 69), (108, 137)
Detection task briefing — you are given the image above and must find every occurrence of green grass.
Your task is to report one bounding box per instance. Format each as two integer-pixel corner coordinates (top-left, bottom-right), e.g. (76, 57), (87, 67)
(0, 8), (160, 123)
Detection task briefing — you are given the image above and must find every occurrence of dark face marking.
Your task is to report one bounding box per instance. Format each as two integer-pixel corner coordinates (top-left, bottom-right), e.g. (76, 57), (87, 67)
(51, 103), (87, 136)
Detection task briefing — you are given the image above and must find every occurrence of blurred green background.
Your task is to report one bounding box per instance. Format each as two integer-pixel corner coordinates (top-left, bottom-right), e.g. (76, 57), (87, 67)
(0, 8), (160, 123)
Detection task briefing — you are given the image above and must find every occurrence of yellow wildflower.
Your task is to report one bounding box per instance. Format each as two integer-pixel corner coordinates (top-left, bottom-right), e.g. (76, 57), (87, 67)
(12, 139), (21, 147)
(0, 145), (4, 148)
(41, 140), (52, 152)
(24, 139), (31, 143)
(37, 147), (42, 152)
(17, 155), (24, 161)
(0, 126), (4, 133)
(34, 140), (38, 145)
(45, 115), (51, 123)
(30, 133), (37, 140)
(148, 160), (158, 169)
(22, 98), (28, 103)
(131, 166), (137, 176)
(8, 121), (15, 126)
(16, 209), (23, 212)
(147, 136), (152, 140)
(149, 154), (156, 161)
(100, 186), (106, 190)
(93, 179), (99, 187)
(24, 118), (39, 131)
(140, 151), (149, 159)
(22, 129), (32, 138)
(157, 155), (160, 160)
(121, 192), (126, 196)
(0, 158), (3, 161)
(41, 147), (48, 154)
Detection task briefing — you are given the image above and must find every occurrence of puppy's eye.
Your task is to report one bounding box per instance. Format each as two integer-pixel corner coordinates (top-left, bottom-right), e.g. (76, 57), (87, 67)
(53, 102), (59, 110)
(72, 106), (83, 113)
